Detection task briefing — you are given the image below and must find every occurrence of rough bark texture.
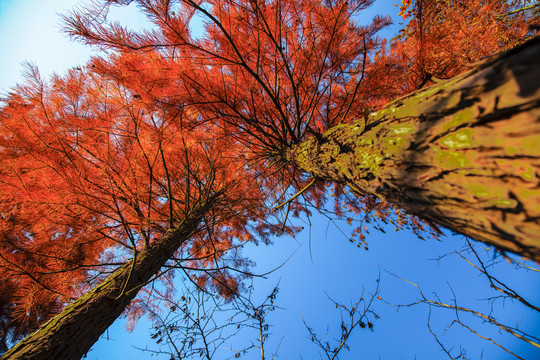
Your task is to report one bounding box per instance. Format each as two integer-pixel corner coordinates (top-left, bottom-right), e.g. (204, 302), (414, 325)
(287, 38), (540, 261)
(0, 193), (221, 360)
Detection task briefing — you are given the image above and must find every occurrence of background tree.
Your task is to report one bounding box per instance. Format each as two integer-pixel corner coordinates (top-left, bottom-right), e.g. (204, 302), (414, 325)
(137, 281), (282, 359)
(139, 235), (539, 359)
(376, 0), (538, 92)
(302, 278), (381, 360)
(136, 262), (383, 360)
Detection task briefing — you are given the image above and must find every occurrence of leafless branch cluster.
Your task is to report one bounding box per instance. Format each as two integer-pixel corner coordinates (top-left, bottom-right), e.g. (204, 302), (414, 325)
(383, 239), (540, 359)
(136, 281), (282, 359)
(302, 275), (381, 360)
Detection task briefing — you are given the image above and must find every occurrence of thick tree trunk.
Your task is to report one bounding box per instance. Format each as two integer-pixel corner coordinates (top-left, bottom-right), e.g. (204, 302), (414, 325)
(0, 193), (221, 360)
(287, 38), (540, 261)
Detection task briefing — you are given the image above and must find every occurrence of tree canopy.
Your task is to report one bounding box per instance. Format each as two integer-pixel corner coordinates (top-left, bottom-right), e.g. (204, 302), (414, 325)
(0, 0), (538, 358)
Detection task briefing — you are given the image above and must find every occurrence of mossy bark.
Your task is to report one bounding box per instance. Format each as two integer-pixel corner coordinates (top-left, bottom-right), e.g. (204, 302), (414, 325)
(0, 194), (221, 360)
(287, 38), (540, 261)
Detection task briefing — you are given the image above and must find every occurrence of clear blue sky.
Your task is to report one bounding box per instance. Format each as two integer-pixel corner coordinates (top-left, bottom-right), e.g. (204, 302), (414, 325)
(1, 1), (539, 359)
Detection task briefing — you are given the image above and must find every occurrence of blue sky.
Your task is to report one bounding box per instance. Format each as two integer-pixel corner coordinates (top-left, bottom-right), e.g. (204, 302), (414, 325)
(1, 1), (539, 359)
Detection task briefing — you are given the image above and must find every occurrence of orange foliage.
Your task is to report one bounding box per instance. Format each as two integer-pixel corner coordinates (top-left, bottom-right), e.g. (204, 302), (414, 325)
(1, 0), (537, 345)
(0, 62), (290, 343)
(63, 0), (391, 152)
(371, 0), (537, 98)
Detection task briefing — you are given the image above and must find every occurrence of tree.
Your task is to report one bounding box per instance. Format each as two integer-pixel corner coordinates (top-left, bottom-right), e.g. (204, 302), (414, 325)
(137, 281), (283, 359)
(286, 39), (540, 260)
(0, 0), (538, 358)
(380, 0), (538, 91)
(0, 66), (289, 359)
(141, 275), (382, 360)
(63, 0), (539, 259)
(302, 279), (381, 360)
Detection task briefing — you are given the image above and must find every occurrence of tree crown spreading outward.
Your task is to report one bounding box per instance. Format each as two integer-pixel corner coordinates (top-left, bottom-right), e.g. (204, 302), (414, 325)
(0, 0), (538, 358)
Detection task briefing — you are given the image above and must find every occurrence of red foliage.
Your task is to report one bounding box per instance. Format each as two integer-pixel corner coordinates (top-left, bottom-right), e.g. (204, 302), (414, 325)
(0, 62), (290, 342)
(371, 0), (536, 98)
(1, 0), (537, 345)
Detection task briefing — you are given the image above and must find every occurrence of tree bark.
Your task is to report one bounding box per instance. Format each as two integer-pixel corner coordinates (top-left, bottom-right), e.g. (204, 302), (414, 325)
(0, 193), (222, 360)
(286, 37), (540, 261)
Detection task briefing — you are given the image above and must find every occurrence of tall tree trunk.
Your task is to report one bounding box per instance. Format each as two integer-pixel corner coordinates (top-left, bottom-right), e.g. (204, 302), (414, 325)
(286, 38), (540, 261)
(0, 193), (222, 360)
